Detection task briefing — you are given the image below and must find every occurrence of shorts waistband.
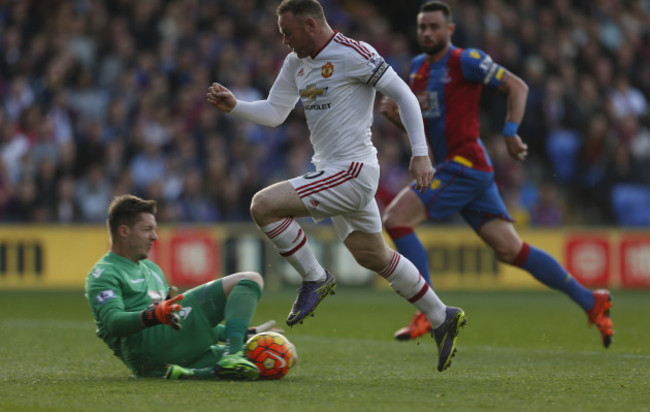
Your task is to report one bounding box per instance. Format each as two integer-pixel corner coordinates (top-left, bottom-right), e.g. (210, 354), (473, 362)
(452, 155), (473, 168)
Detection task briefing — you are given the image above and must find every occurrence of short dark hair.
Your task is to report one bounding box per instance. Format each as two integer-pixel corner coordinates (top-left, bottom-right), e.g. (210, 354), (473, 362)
(107, 195), (157, 240)
(276, 0), (326, 22)
(419, 1), (452, 22)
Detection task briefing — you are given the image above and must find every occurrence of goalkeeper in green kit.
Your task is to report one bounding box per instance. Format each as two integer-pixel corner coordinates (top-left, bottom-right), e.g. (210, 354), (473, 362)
(85, 194), (275, 380)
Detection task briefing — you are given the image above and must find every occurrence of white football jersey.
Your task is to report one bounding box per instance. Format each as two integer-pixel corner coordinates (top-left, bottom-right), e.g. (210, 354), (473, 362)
(267, 32), (393, 168)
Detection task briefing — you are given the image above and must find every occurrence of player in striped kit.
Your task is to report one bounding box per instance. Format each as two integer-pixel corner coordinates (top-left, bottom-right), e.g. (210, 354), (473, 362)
(207, 0), (465, 372)
(380, 1), (613, 348)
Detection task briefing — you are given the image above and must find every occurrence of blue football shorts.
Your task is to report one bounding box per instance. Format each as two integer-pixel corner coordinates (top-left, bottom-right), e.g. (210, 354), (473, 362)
(412, 159), (513, 231)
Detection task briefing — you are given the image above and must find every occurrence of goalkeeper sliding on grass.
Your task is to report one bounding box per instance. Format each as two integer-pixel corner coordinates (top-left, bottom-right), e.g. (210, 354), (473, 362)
(85, 194), (279, 380)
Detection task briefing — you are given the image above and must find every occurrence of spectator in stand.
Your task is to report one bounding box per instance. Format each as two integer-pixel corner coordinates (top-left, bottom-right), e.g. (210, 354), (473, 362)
(3, 177), (39, 222)
(608, 74), (648, 120)
(75, 164), (113, 222)
(530, 183), (565, 226)
(129, 139), (167, 193)
(54, 174), (82, 223)
(0, 0), (648, 225)
(177, 167), (220, 222)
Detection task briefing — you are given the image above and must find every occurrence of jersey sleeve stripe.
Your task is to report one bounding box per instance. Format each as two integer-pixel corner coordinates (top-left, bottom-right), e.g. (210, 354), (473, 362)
(333, 33), (372, 60)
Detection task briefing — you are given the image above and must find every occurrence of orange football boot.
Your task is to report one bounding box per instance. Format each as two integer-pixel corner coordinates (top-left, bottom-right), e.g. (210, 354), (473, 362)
(587, 289), (614, 348)
(394, 311), (433, 341)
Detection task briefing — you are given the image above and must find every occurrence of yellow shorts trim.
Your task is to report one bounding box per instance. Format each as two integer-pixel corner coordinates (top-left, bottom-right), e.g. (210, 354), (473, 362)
(452, 155), (473, 168)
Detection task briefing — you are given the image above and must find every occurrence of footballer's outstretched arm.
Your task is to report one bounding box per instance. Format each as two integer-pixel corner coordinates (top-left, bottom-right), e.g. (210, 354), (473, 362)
(206, 81), (293, 127)
(206, 82), (292, 127)
(207, 56), (299, 127)
(497, 69), (528, 126)
(497, 70), (529, 161)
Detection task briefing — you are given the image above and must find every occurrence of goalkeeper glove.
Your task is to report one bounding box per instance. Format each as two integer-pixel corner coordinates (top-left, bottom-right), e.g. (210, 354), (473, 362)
(141, 294), (184, 331)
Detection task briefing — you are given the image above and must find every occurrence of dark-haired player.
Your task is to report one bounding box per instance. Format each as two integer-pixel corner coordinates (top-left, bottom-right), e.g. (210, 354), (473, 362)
(380, 1), (613, 347)
(207, 0), (466, 372)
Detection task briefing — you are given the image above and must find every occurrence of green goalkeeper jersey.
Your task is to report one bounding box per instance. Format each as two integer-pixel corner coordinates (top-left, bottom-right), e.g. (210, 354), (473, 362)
(85, 252), (170, 360)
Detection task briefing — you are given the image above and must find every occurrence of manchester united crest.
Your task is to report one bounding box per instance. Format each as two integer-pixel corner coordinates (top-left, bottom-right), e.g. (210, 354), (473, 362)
(321, 62), (334, 78)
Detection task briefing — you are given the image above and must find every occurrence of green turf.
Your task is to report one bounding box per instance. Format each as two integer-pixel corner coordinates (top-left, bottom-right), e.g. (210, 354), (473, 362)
(1, 288), (648, 412)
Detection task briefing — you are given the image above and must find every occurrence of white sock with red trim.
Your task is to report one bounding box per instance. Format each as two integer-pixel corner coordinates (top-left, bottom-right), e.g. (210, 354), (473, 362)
(379, 251), (447, 328)
(260, 218), (325, 282)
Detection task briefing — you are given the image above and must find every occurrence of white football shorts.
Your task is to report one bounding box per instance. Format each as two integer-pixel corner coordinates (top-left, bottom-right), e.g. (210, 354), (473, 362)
(289, 161), (382, 240)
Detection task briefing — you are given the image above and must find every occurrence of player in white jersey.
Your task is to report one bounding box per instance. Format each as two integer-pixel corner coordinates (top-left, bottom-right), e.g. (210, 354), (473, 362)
(207, 0), (466, 372)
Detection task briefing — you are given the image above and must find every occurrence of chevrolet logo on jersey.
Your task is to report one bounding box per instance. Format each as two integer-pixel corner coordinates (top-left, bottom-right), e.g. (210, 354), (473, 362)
(300, 85), (328, 100)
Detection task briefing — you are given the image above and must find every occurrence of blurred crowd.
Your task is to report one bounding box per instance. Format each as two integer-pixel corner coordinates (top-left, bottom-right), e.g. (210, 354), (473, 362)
(0, 0), (649, 226)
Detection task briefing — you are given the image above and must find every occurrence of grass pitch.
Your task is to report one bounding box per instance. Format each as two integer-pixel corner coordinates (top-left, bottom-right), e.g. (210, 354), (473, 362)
(1, 288), (648, 412)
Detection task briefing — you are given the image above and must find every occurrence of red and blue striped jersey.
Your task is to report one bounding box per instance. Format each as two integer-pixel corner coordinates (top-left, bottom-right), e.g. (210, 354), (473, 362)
(408, 45), (506, 171)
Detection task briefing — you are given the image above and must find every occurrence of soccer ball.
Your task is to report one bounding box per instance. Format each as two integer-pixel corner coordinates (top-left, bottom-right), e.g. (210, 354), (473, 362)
(245, 331), (297, 380)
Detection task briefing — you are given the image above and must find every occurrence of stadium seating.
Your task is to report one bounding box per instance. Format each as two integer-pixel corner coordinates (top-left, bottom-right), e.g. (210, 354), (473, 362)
(610, 184), (650, 226)
(546, 129), (582, 183)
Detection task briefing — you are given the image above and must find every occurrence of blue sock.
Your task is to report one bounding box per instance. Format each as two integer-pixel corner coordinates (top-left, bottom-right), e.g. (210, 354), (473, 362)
(386, 227), (432, 286)
(516, 243), (594, 311)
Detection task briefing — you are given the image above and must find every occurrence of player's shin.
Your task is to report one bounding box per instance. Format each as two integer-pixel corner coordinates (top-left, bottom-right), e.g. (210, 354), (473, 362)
(515, 242), (594, 311)
(260, 218), (325, 281)
(223, 279), (262, 354)
(386, 226), (432, 286)
(379, 251), (446, 328)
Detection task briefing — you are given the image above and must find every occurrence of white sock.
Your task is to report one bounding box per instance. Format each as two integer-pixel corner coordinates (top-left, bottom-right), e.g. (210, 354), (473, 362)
(260, 218), (325, 282)
(379, 251), (447, 328)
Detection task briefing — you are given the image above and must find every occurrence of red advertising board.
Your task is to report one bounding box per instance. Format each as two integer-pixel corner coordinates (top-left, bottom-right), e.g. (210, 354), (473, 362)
(565, 236), (611, 287)
(149, 229), (221, 287)
(620, 238), (650, 288)
(169, 231), (220, 286)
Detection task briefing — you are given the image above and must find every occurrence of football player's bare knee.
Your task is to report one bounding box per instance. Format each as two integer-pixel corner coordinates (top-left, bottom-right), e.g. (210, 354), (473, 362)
(385, 200), (426, 229)
(383, 198), (412, 227)
(241, 271), (264, 289)
(349, 244), (391, 272)
(251, 183), (302, 225)
(494, 247), (513, 263)
(382, 204), (399, 227)
(223, 271), (264, 296)
(493, 242), (521, 264)
(250, 191), (269, 223)
(480, 220), (522, 264)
